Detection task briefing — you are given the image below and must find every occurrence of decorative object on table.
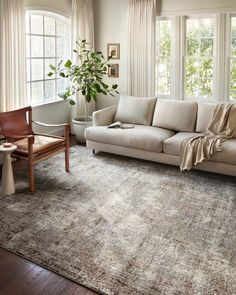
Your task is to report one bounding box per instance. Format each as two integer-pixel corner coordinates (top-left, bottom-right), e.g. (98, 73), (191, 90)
(108, 64), (119, 78)
(0, 144), (17, 195)
(48, 39), (119, 143)
(3, 142), (13, 148)
(107, 43), (120, 59)
(0, 145), (235, 295)
(0, 107), (70, 192)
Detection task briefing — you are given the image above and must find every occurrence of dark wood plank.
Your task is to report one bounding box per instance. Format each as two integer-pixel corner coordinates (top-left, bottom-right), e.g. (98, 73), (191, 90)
(0, 248), (99, 295)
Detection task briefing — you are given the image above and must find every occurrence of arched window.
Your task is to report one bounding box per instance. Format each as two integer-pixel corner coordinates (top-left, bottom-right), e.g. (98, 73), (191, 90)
(26, 11), (70, 106)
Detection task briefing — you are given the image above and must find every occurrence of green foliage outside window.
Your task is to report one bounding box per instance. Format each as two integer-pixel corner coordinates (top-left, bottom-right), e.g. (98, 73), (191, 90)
(185, 18), (214, 98)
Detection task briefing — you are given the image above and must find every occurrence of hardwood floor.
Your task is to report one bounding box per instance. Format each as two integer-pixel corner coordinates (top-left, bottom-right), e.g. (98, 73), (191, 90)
(0, 248), (99, 295)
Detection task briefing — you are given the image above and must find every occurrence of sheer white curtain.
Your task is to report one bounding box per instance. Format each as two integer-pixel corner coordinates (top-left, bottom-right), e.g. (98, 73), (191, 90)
(71, 0), (95, 119)
(0, 0), (27, 112)
(127, 0), (156, 97)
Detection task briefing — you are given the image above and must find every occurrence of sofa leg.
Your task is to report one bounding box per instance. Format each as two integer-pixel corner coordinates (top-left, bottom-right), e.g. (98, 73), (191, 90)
(93, 149), (96, 155)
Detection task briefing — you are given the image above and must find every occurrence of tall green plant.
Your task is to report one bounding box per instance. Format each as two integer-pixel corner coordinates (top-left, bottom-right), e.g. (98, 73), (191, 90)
(48, 39), (118, 118)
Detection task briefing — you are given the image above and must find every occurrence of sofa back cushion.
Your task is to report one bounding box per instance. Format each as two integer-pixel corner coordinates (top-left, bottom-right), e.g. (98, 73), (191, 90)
(152, 99), (198, 132)
(114, 95), (157, 125)
(196, 102), (216, 133)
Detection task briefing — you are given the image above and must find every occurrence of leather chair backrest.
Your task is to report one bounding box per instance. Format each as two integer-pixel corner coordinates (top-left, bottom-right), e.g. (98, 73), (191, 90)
(0, 106), (33, 141)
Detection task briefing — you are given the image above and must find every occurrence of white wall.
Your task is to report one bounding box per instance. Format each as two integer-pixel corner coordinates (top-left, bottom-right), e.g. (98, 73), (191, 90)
(158, 0), (236, 14)
(32, 101), (71, 134)
(26, 0), (71, 17)
(93, 0), (128, 110)
(26, 0), (72, 134)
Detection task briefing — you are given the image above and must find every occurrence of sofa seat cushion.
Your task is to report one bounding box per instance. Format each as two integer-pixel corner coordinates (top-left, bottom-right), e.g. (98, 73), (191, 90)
(210, 139), (236, 165)
(114, 95), (157, 125)
(164, 133), (236, 165)
(152, 99), (198, 132)
(164, 132), (200, 155)
(85, 125), (175, 153)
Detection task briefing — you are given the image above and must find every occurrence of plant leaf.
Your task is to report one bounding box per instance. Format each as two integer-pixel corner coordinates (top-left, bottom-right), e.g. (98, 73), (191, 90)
(64, 60), (72, 68)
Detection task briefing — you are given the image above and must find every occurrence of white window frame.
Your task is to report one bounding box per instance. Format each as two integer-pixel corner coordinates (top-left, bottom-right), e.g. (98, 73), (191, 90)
(156, 16), (175, 98)
(181, 14), (217, 102)
(225, 13), (236, 101)
(26, 10), (71, 107)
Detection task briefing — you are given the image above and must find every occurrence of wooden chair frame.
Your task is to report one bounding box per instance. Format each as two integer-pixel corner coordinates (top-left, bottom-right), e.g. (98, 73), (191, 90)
(0, 107), (70, 192)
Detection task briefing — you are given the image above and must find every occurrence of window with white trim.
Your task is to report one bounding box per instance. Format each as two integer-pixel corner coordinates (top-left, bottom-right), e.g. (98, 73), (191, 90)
(26, 12), (70, 106)
(184, 16), (215, 99)
(229, 16), (236, 100)
(156, 18), (173, 97)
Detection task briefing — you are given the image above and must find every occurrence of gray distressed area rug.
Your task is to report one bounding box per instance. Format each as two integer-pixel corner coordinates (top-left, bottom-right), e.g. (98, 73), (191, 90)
(0, 145), (236, 295)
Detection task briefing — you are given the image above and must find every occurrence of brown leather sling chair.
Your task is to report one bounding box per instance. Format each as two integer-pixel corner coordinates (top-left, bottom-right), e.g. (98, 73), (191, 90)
(0, 106), (70, 192)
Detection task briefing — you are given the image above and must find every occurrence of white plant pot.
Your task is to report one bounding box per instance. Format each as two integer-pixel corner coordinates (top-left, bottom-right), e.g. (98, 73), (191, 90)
(72, 116), (93, 143)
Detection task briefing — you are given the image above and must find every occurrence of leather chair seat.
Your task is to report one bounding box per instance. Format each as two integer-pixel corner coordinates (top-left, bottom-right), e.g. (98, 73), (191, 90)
(14, 135), (64, 155)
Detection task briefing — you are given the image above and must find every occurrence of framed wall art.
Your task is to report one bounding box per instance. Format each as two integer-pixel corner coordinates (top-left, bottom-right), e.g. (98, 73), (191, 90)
(108, 64), (119, 78)
(107, 43), (120, 59)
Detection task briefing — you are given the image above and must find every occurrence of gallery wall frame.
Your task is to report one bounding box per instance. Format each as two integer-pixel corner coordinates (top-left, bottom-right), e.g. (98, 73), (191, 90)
(108, 64), (119, 78)
(107, 43), (120, 60)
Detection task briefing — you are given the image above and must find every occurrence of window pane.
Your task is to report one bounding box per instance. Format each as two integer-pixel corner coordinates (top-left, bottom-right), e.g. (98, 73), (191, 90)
(57, 38), (66, 57)
(27, 83), (31, 102)
(44, 16), (55, 35)
(185, 78), (198, 97)
(26, 35), (30, 57)
(199, 59), (213, 78)
(186, 39), (199, 56)
(200, 38), (213, 57)
(199, 79), (213, 97)
(158, 77), (170, 95)
(185, 59), (199, 79)
(231, 60), (236, 80)
(31, 36), (43, 57)
(230, 80), (236, 99)
(31, 81), (43, 104)
(57, 79), (68, 95)
(45, 37), (55, 57)
(45, 80), (55, 101)
(158, 59), (170, 76)
(232, 18), (236, 38)
(186, 19), (200, 39)
(27, 60), (31, 81)
(31, 59), (44, 81)
(232, 39), (236, 57)
(31, 15), (43, 35)
(57, 79), (70, 99)
(200, 18), (214, 37)
(56, 20), (65, 36)
(45, 59), (55, 79)
(26, 12), (70, 105)
(185, 17), (214, 99)
(230, 18), (236, 100)
(156, 19), (172, 97)
(159, 20), (171, 39)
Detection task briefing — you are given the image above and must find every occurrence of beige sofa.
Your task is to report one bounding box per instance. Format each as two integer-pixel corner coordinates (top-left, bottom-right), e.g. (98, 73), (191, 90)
(85, 96), (236, 177)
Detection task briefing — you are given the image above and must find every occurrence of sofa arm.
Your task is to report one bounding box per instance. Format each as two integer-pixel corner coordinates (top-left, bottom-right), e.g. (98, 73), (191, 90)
(93, 105), (118, 126)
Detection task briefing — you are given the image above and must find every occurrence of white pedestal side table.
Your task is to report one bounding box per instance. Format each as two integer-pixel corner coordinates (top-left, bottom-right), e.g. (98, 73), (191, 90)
(0, 144), (17, 195)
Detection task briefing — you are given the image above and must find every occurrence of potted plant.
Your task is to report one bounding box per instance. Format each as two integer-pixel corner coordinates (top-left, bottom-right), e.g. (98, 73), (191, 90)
(48, 39), (118, 143)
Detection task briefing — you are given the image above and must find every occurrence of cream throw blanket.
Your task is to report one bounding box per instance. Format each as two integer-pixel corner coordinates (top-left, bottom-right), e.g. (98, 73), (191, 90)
(180, 103), (236, 171)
